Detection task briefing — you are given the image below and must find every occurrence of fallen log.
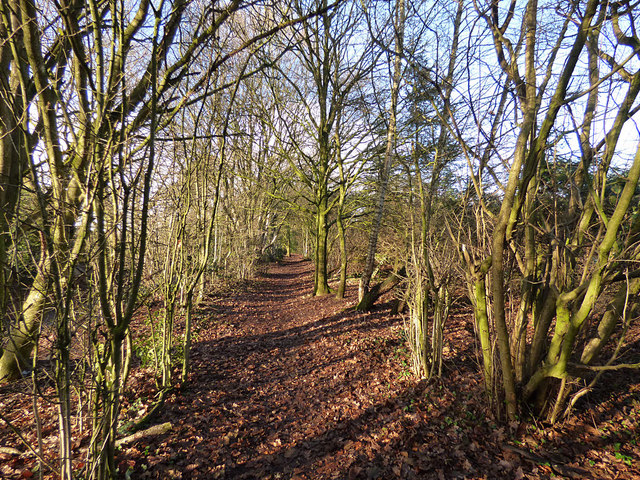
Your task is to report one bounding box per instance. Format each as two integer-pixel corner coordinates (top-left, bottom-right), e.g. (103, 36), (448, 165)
(116, 422), (172, 447)
(0, 446), (22, 455)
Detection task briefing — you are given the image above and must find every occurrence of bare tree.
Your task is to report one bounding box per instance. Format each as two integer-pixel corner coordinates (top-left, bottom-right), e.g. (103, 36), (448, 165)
(456, 0), (640, 421)
(0, 1), (334, 477)
(357, 0), (406, 308)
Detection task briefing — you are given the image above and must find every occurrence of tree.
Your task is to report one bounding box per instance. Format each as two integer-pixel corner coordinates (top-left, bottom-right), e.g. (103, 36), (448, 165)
(457, 0), (640, 421)
(403, 0), (463, 378)
(0, 1), (331, 477)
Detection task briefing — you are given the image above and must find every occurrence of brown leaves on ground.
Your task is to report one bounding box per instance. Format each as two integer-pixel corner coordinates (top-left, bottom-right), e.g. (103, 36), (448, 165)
(1, 255), (640, 479)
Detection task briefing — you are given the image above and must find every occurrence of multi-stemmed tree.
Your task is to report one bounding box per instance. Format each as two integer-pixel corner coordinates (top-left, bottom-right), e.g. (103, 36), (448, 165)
(457, 0), (640, 421)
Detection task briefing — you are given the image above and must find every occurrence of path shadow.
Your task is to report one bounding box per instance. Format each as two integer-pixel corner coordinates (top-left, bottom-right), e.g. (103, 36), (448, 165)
(117, 258), (640, 480)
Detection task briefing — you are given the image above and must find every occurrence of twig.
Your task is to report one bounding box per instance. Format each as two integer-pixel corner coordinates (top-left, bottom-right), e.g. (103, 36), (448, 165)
(569, 361), (640, 372)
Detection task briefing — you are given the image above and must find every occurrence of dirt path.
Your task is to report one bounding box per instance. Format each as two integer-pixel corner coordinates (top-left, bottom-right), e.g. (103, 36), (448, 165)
(127, 255), (415, 479)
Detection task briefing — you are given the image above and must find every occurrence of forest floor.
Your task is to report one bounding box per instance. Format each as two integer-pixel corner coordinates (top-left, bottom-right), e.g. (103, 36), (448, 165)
(1, 255), (640, 479)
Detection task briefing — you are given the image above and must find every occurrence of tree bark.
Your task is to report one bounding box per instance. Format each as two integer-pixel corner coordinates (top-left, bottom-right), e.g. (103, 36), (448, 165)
(356, 266), (405, 311)
(314, 195), (331, 295)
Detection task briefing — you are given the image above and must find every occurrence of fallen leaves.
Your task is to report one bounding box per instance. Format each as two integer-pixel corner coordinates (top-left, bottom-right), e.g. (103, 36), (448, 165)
(2, 256), (640, 479)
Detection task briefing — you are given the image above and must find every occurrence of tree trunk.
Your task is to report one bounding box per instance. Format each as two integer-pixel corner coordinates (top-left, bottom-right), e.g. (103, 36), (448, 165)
(314, 202), (330, 296)
(0, 256), (48, 381)
(0, 64), (26, 325)
(336, 212), (347, 299)
(182, 291), (194, 383)
(356, 266), (405, 311)
(358, 0), (405, 305)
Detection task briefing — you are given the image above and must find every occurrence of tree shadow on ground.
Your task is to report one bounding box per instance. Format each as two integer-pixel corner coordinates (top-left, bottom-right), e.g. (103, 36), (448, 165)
(117, 257), (640, 480)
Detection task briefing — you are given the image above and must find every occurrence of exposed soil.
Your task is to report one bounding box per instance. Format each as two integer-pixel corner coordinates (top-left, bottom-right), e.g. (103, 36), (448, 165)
(1, 255), (640, 479)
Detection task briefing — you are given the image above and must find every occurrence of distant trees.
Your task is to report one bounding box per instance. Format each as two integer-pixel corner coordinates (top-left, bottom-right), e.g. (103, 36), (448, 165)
(271, 0), (377, 296)
(145, 15), (267, 392)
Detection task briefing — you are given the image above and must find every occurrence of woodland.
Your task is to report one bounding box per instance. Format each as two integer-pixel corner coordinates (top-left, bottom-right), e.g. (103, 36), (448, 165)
(0, 0), (640, 478)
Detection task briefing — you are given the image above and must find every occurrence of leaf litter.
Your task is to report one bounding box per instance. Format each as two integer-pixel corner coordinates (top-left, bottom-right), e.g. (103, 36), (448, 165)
(1, 255), (639, 479)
